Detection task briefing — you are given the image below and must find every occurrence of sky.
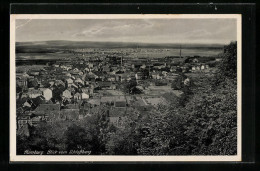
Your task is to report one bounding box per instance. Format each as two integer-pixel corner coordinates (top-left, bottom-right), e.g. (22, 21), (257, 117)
(15, 19), (237, 44)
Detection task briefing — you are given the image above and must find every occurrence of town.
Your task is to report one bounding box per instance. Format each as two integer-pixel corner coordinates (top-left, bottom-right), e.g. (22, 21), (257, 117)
(16, 47), (221, 137)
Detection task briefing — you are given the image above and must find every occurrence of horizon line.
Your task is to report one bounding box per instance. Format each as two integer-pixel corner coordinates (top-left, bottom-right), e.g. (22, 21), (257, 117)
(16, 40), (234, 45)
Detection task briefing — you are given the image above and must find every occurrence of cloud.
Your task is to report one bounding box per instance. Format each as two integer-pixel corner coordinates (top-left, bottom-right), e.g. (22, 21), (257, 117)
(16, 19), (236, 44)
(183, 29), (212, 39)
(72, 20), (153, 39)
(16, 19), (32, 29)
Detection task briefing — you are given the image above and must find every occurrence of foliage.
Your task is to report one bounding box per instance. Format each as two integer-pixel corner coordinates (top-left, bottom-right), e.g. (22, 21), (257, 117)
(216, 41), (237, 80)
(28, 79), (39, 89)
(122, 79), (137, 94)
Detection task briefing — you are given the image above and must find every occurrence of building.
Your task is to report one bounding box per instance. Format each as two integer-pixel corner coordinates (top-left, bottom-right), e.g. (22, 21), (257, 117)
(73, 92), (81, 100)
(33, 104), (61, 120)
(27, 88), (42, 98)
(66, 78), (73, 87)
(39, 88), (52, 101)
(16, 77), (28, 89)
(81, 92), (89, 99)
(62, 89), (72, 99)
(114, 96), (127, 108)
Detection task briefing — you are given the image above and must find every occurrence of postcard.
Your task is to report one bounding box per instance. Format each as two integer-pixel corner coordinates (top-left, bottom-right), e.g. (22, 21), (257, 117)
(10, 14), (241, 162)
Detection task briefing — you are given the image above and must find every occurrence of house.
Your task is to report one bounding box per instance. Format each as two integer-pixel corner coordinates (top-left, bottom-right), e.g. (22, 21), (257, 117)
(184, 78), (191, 86)
(16, 72), (30, 79)
(121, 75), (131, 82)
(75, 78), (84, 85)
(81, 87), (89, 94)
(88, 63), (94, 68)
(23, 100), (34, 108)
(16, 77), (28, 88)
(73, 92), (81, 100)
(29, 71), (40, 76)
(114, 96), (127, 108)
(81, 92), (89, 99)
(66, 73), (72, 77)
(84, 67), (90, 72)
(33, 104), (60, 120)
(34, 104), (60, 113)
(162, 71), (168, 76)
(87, 98), (101, 106)
(66, 78), (73, 87)
(140, 64), (146, 69)
(17, 122), (30, 137)
(110, 84), (117, 90)
(103, 66), (110, 72)
(101, 96), (115, 106)
(78, 71), (84, 76)
(135, 72), (143, 80)
(107, 75), (116, 82)
(39, 88), (52, 101)
(165, 73), (178, 81)
(49, 81), (55, 87)
(157, 73), (164, 80)
(55, 80), (65, 87)
(73, 68), (79, 72)
(27, 88), (42, 98)
(99, 81), (112, 90)
(65, 103), (80, 109)
(62, 90), (72, 99)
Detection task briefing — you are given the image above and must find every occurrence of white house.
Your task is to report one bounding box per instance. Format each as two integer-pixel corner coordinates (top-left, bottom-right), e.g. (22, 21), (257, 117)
(81, 92), (89, 99)
(75, 78), (84, 85)
(73, 68), (79, 72)
(62, 90), (72, 99)
(27, 88), (42, 98)
(66, 73), (72, 77)
(66, 78), (73, 87)
(39, 88), (52, 101)
(184, 78), (191, 86)
(84, 67), (90, 72)
(73, 92), (81, 100)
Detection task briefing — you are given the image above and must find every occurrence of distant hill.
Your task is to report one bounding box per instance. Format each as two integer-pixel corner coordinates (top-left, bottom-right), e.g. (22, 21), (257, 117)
(16, 40), (225, 53)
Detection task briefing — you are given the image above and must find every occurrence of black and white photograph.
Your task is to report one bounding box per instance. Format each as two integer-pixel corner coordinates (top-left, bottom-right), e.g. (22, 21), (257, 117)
(10, 14), (241, 162)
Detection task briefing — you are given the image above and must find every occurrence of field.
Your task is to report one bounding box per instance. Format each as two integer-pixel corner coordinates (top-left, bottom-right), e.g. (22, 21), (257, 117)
(16, 40), (224, 61)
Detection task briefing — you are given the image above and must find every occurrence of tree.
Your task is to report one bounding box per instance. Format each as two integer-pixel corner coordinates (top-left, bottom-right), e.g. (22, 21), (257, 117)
(122, 79), (137, 94)
(171, 74), (187, 90)
(52, 85), (63, 102)
(65, 124), (93, 151)
(216, 41), (237, 81)
(28, 79), (39, 89)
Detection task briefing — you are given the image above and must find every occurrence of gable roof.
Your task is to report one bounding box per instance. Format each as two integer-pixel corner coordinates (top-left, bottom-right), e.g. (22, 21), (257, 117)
(34, 104), (60, 112)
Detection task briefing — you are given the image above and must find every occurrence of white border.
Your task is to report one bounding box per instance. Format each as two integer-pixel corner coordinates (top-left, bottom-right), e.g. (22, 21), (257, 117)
(10, 14), (242, 162)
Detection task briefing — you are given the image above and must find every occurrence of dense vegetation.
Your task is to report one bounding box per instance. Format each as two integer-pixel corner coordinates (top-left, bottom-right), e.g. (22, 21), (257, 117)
(17, 42), (237, 155)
